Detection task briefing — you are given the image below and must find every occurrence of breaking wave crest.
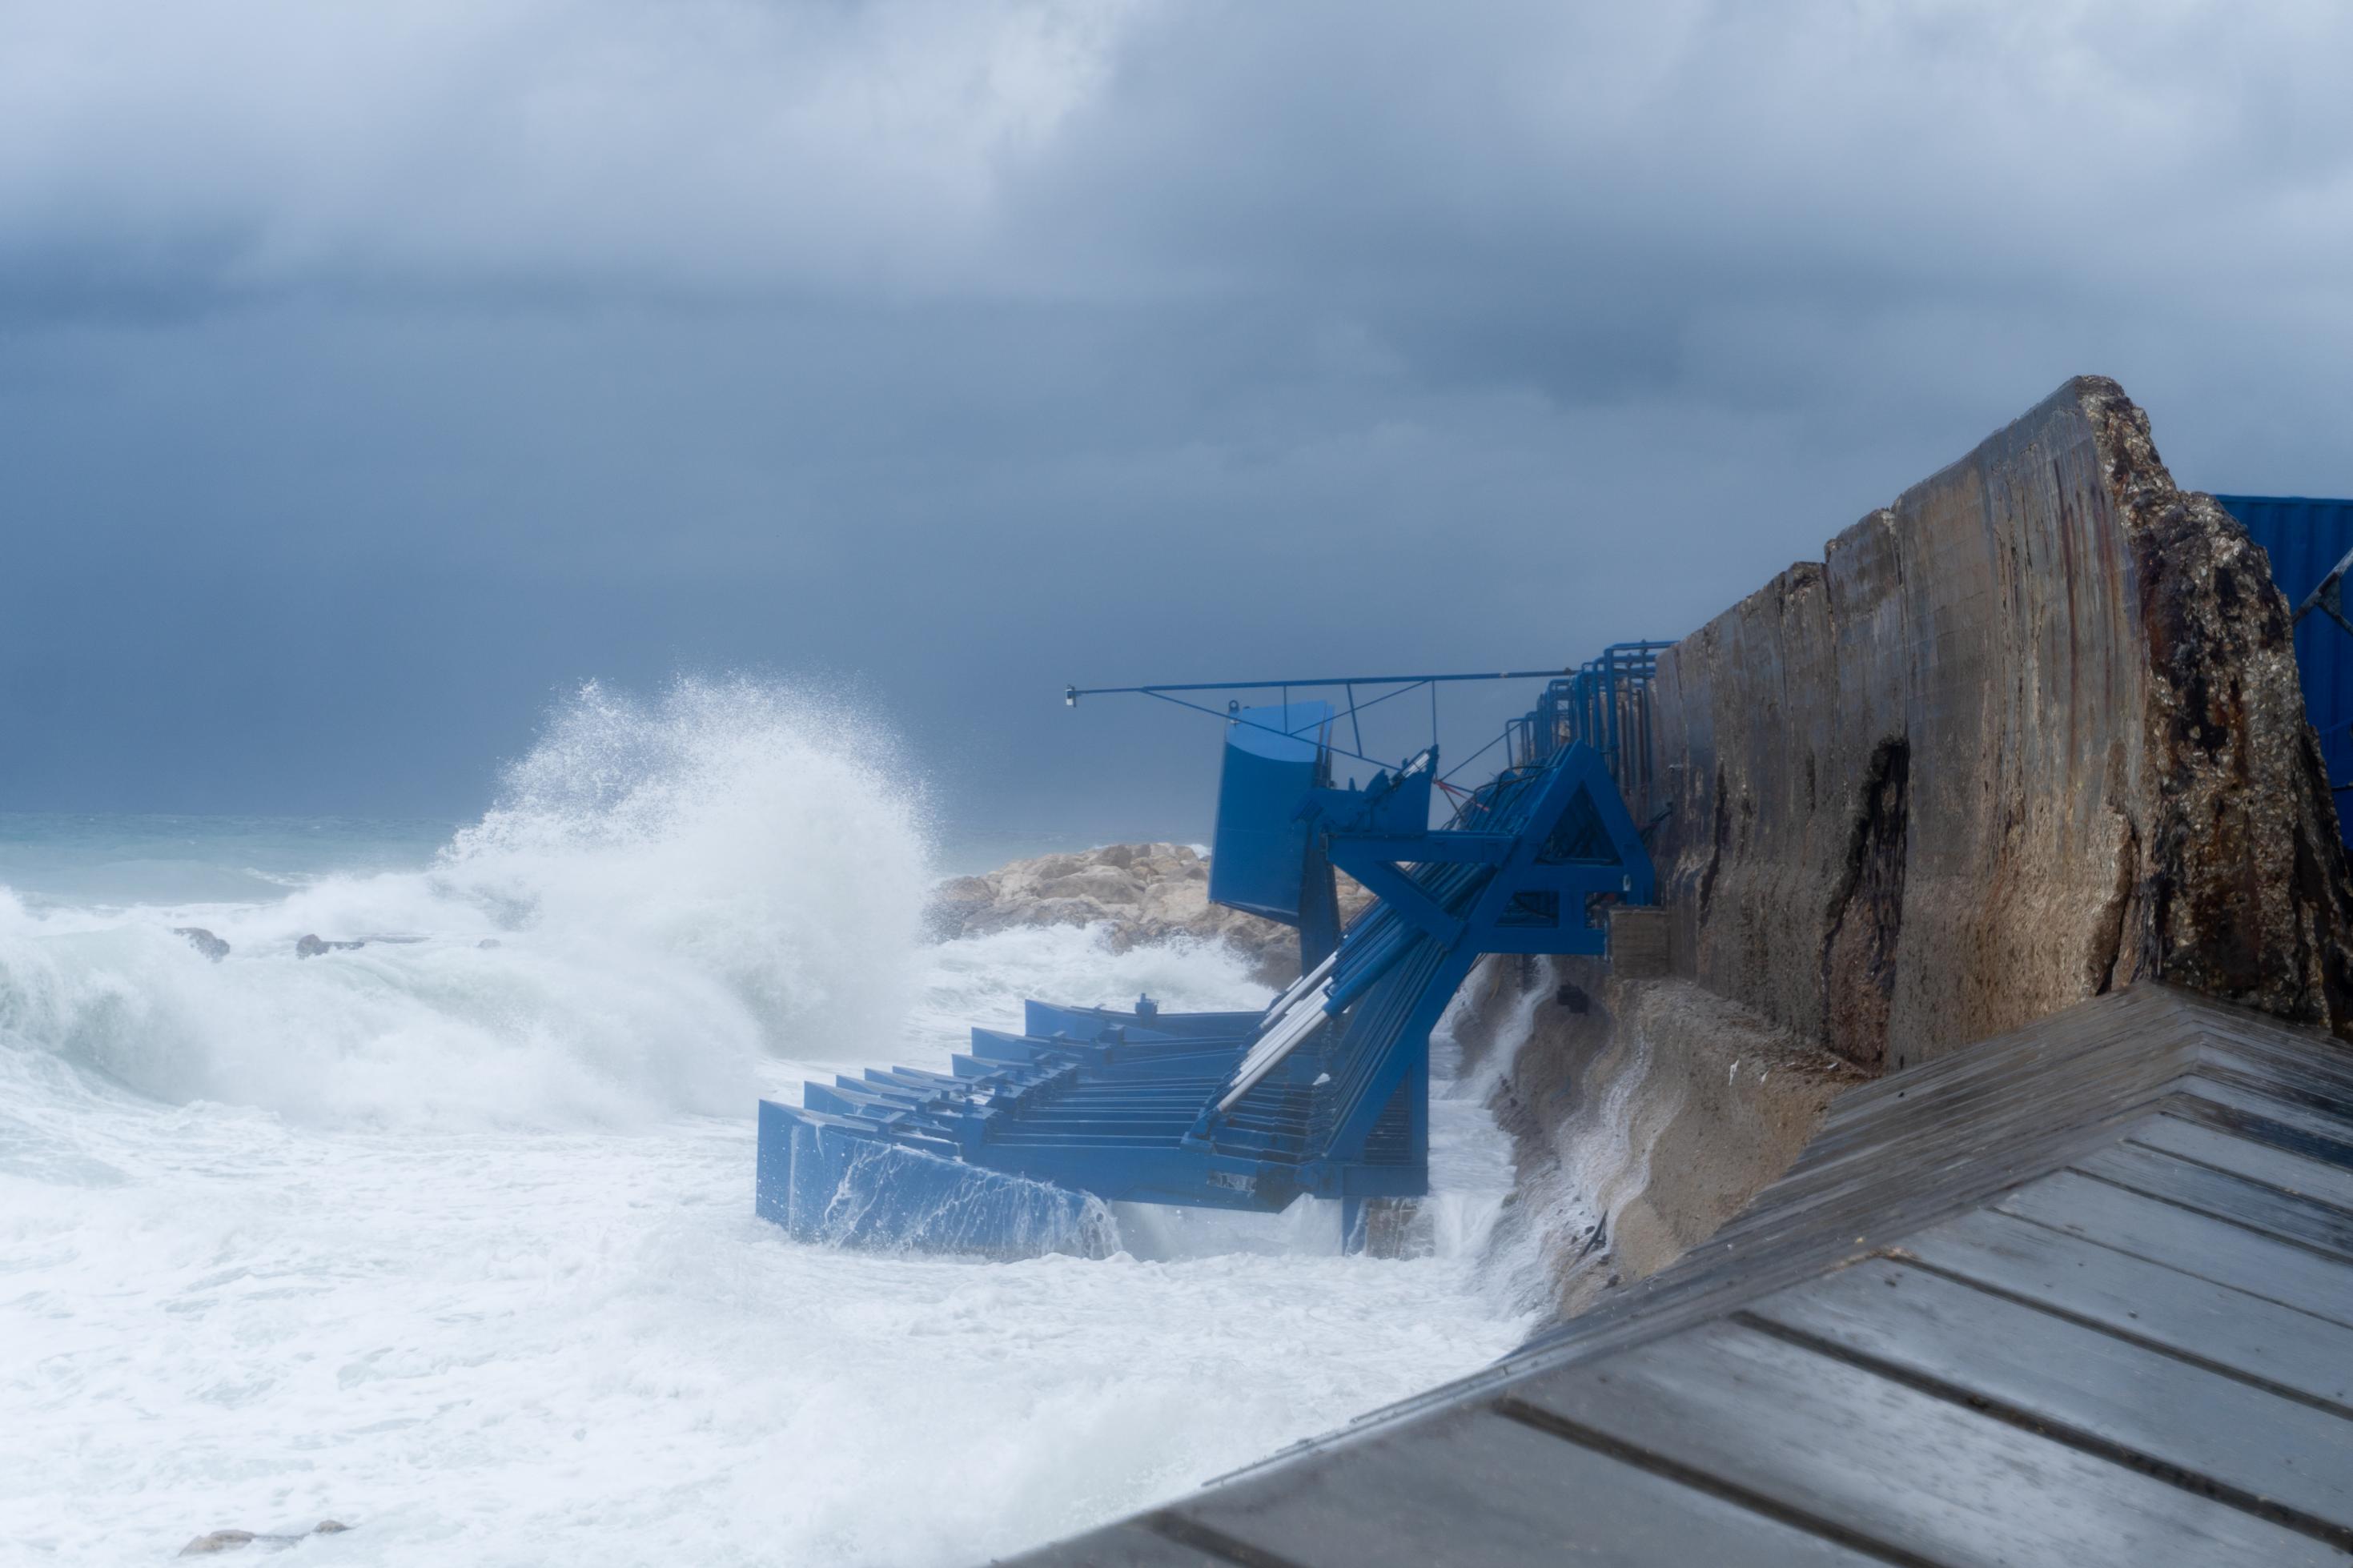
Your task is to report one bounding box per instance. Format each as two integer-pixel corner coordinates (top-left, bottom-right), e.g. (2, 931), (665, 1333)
(0, 678), (932, 1129)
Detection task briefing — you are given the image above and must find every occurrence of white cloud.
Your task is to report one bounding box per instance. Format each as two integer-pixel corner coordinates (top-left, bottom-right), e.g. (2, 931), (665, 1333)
(10, 0), (2353, 313)
(0, 0), (1138, 293)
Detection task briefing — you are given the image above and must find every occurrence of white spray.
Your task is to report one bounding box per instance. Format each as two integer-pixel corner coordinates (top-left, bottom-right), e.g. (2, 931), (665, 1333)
(0, 676), (932, 1128)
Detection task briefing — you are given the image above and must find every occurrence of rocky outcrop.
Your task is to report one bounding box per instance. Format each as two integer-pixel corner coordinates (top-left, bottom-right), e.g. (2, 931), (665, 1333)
(929, 844), (1370, 985)
(1646, 375), (2353, 1069)
(293, 935), (366, 959)
(179, 1521), (349, 1554)
(174, 927), (230, 962)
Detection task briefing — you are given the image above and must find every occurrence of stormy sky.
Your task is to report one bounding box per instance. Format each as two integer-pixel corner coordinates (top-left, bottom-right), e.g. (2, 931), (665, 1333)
(5, 2), (2351, 844)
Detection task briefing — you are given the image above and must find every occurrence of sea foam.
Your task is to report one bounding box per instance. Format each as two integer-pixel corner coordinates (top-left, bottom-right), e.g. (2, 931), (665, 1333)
(0, 677), (931, 1128)
(0, 684), (1534, 1566)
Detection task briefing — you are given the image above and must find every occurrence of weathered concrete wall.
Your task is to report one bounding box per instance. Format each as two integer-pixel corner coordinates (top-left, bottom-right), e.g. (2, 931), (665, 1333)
(1648, 375), (2353, 1069)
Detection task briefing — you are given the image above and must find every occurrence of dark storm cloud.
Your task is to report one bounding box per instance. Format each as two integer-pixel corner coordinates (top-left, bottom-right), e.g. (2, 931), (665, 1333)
(5, 2), (2352, 838)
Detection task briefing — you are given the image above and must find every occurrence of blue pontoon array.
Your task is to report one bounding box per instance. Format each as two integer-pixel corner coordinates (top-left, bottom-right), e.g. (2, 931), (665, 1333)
(757, 652), (1667, 1257)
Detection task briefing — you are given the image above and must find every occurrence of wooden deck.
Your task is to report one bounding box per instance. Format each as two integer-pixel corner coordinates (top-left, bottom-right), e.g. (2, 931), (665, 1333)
(1000, 985), (2353, 1566)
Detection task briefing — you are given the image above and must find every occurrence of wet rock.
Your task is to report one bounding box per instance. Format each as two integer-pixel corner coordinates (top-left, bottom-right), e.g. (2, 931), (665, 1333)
(922, 875), (998, 940)
(1456, 952), (1864, 1319)
(925, 844), (1371, 986)
(293, 935), (366, 959)
(180, 1532), (259, 1555)
(178, 1521), (349, 1555)
(174, 927), (230, 962)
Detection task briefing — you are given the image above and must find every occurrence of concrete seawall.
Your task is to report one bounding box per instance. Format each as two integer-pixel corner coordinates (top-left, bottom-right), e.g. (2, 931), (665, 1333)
(1475, 375), (2353, 1318)
(1647, 375), (2352, 1069)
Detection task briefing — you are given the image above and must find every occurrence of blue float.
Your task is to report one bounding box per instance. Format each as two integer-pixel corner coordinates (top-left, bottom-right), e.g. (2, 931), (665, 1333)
(757, 653), (1664, 1256)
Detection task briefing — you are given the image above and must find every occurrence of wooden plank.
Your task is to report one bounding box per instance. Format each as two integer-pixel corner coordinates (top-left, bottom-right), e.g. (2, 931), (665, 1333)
(1735, 1020), (2196, 1217)
(2167, 1089), (2353, 1170)
(2183, 1053), (2353, 1128)
(995, 1522), (1238, 1567)
(1511, 1319), (2340, 1567)
(1996, 1170), (2353, 1326)
(1171, 1406), (1886, 1568)
(2073, 1142), (2353, 1261)
(1772, 1072), (2166, 1201)
(1516, 1007), (2352, 1383)
(1899, 1206), (2353, 1411)
(1713, 1038), (2186, 1243)
(1819, 988), (2184, 1127)
(2182, 1074), (2353, 1157)
(1513, 1111), (2171, 1375)
(1809, 993), (2189, 1145)
(1746, 1259), (2353, 1531)
(2195, 1037), (2353, 1105)
(1608, 905), (1671, 978)
(2164, 991), (2346, 1058)
(1710, 1100), (2149, 1249)
(2129, 1113), (2353, 1213)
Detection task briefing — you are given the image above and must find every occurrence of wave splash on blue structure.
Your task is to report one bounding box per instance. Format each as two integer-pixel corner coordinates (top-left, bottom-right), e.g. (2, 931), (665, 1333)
(759, 1106), (1119, 1260)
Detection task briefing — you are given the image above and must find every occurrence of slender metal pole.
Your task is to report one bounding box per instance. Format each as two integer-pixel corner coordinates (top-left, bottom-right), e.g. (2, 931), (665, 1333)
(1066, 669), (1568, 699)
(1136, 689), (1400, 774)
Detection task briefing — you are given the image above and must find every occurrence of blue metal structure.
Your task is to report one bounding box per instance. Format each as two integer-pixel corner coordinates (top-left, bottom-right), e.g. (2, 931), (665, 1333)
(2215, 495), (2353, 848)
(1506, 642), (1676, 823)
(1208, 701), (1343, 972)
(757, 660), (1663, 1256)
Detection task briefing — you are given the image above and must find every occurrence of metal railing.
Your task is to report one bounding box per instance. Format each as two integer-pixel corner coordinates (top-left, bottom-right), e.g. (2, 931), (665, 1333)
(1504, 641), (1674, 827)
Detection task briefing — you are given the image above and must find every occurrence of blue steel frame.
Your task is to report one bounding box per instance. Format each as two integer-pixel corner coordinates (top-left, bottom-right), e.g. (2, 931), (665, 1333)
(755, 664), (1662, 1256)
(1505, 642), (1675, 820)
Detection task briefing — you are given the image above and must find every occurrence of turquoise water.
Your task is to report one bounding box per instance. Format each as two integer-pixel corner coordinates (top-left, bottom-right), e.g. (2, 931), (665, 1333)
(0, 813), (455, 908)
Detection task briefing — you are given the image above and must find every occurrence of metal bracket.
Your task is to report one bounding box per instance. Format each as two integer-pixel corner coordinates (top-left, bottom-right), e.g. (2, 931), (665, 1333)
(2295, 543), (2353, 637)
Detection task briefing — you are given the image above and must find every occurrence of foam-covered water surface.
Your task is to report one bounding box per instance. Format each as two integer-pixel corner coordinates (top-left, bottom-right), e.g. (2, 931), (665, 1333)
(0, 681), (1531, 1565)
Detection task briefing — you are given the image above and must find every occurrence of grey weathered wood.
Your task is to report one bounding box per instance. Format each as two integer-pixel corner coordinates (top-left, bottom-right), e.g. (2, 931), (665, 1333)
(1818, 987), (2185, 1125)
(1805, 991), (2191, 1150)
(2169, 1089), (2353, 1169)
(2129, 1113), (2353, 1213)
(1720, 995), (2199, 1222)
(1997, 1170), (2353, 1326)
(1169, 1406), (1887, 1568)
(2073, 1142), (2353, 1260)
(1746, 1259), (2353, 1528)
(998, 988), (2353, 1568)
(1609, 904), (1672, 979)
(1503, 996), (2214, 1373)
(1899, 1206), (2353, 1410)
(1512, 1319), (2342, 1567)
(2198, 1037), (2353, 1105)
(2181, 1075), (2353, 1160)
(994, 1523), (1235, 1566)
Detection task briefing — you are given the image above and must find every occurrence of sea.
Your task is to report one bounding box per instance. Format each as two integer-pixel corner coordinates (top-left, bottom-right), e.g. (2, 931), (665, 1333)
(0, 681), (1533, 1566)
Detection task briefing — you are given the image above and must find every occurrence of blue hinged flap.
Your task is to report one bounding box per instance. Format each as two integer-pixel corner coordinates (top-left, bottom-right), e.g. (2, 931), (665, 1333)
(1208, 700), (1332, 924)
